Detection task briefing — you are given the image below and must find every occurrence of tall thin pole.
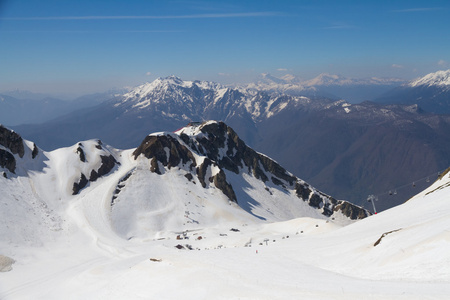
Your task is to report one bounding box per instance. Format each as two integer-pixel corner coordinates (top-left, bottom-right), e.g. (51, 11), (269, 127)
(367, 195), (377, 214)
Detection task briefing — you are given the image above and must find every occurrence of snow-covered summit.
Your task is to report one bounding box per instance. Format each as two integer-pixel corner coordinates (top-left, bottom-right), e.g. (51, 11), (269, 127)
(0, 124), (42, 177)
(134, 120), (369, 223)
(240, 73), (403, 101)
(122, 75), (225, 102)
(304, 73), (403, 87)
(2, 122), (450, 298)
(304, 73), (350, 86)
(243, 73), (310, 95)
(113, 76), (321, 123)
(408, 69), (450, 88)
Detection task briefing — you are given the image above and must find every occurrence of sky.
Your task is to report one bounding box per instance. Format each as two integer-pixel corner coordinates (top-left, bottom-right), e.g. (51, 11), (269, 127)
(0, 0), (449, 97)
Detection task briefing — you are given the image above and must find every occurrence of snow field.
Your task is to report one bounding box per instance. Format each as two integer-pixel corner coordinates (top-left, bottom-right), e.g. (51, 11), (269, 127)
(1, 133), (450, 299)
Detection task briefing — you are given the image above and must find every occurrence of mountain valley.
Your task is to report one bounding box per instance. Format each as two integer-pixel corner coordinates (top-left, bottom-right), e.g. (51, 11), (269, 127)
(11, 70), (450, 210)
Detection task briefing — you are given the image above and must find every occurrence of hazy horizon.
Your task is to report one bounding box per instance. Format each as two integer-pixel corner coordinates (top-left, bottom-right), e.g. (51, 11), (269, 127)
(1, 0), (449, 96)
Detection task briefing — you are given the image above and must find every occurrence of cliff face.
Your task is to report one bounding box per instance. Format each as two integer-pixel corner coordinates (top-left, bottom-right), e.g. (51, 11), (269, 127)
(0, 126), (24, 174)
(72, 140), (119, 195)
(0, 125), (40, 176)
(1, 121), (369, 222)
(133, 121), (370, 220)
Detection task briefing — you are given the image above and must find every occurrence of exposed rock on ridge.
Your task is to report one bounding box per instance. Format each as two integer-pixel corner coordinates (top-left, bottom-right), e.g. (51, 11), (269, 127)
(72, 140), (119, 195)
(133, 121), (369, 220)
(0, 125), (25, 158)
(132, 133), (237, 202)
(0, 125), (39, 174)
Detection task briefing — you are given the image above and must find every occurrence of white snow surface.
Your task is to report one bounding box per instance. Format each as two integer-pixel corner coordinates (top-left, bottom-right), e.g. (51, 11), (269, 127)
(1, 133), (450, 299)
(409, 69), (450, 88)
(242, 73), (403, 95)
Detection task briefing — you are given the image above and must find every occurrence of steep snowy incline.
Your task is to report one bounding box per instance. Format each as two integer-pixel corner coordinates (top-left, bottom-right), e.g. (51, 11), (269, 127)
(1, 124), (449, 299)
(1, 121), (367, 252)
(270, 167), (450, 281)
(174, 121), (369, 222)
(109, 121), (368, 239)
(409, 69), (450, 88)
(113, 75), (323, 123)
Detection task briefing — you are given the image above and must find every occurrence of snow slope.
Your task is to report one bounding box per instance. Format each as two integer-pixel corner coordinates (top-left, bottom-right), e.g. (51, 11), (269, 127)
(409, 69), (450, 88)
(1, 124), (449, 299)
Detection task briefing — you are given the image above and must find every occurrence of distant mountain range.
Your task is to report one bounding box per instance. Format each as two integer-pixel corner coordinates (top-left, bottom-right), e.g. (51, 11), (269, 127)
(375, 69), (450, 114)
(11, 70), (450, 210)
(0, 89), (127, 126)
(241, 72), (404, 102)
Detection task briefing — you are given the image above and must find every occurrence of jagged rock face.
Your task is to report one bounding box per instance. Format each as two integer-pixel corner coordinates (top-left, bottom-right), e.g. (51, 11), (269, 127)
(73, 174), (89, 195)
(192, 122), (297, 186)
(189, 122), (368, 219)
(0, 125), (34, 174)
(72, 140), (119, 195)
(89, 155), (118, 182)
(193, 122), (369, 219)
(133, 135), (197, 174)
(333, 201), (369, 220)
(132, 133), (237, 203)
(0, 125), (25, 158)
(31, 143), (39, 159)
(133, 121), (369, 220)
(0, 149), (16, 173)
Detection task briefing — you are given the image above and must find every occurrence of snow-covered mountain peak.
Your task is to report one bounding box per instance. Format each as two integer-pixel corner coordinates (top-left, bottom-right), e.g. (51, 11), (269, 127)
(303, 73), (404, 87)
(303, 73), (347, 86)
(121, 76), (226, 106)
(260, 73), (288, 84)
(1, 124), (42, 177)
(123, 76), (192, 99)
(7, 122), (450, 298)
(132, 120), (369, 222)
(280, 73), (301, 83)
(409, 69), (450, 88)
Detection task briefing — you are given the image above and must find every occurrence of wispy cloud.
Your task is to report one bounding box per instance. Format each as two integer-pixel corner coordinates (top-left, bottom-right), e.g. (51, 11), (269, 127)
(169, 1), (241, 12)
(391, 7), (442, 13)
(392, 64), (404, 69)
(1, 12), (280, 21)
(323, 22), (355, 30)
(2, 30), (184, 33)
(277, 68), (288, 72)
(438, 60), (448, 67)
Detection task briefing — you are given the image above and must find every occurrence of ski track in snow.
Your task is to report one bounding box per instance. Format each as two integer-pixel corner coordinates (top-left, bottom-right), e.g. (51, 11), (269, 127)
(1, 127), (450, 299)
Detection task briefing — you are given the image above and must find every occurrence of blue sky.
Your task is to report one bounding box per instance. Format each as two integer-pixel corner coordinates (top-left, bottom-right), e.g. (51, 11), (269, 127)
(1, 0), (449, 96)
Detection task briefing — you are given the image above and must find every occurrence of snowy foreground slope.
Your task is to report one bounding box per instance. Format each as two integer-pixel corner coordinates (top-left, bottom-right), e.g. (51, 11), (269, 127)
(1, 122), (450, 299)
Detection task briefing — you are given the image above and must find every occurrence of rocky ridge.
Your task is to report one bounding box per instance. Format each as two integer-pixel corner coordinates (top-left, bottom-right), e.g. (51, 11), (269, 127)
(132, 121), (369, 220)
(0, 124), (39, 176)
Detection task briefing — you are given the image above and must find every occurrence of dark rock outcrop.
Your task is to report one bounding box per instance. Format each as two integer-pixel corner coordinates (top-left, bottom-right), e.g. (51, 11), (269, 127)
(295, 182), (312, 200)
(111, 171), (133, 205)
(31, 143), (39, 159)
(89, 155), (118, 182)
(133, 132), (237, 203)
(72, 141), (119, 195)
(76, 144), (86, 162)
(133, 135), (197, 170)
(213, 169), (237, 202)
(333, 201), (370, 220)
(131, 121), (369, 220)
(72, 173), (88, 195)
(0, 125), (24, 158)
(195, 122), (296, 186)
(194, 122), (368, 219)
(0, 149), (16, 173)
